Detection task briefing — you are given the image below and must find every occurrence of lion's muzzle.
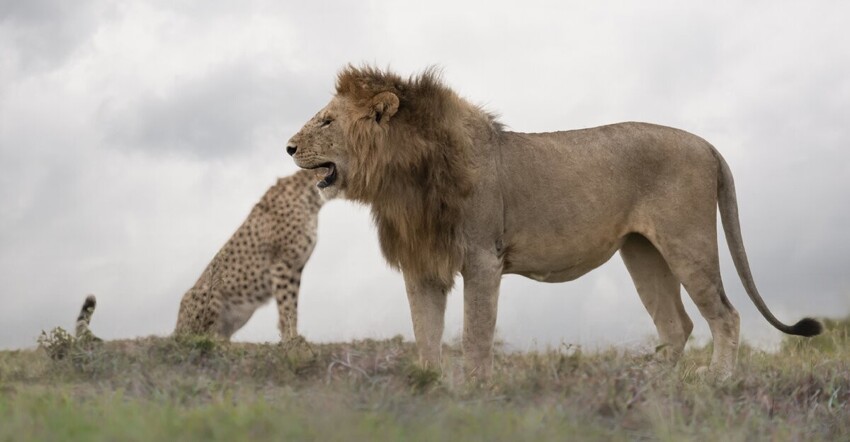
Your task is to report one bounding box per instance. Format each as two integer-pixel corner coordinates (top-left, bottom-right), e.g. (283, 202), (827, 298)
(310, 162), (337, 189)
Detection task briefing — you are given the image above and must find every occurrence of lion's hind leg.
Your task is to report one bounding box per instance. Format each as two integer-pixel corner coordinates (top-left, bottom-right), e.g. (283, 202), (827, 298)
(649, 229), (741, 381)
(620, 234), (692, 364)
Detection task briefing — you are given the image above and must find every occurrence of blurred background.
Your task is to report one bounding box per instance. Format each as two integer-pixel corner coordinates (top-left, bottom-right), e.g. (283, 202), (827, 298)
(1, 0), (848, 351)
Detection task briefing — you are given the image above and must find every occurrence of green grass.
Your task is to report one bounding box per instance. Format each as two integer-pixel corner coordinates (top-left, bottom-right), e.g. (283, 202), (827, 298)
(1, 326), (848, 441)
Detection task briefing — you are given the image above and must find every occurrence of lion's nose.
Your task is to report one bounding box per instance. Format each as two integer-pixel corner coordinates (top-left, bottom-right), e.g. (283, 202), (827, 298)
(286, 144), (297, 156)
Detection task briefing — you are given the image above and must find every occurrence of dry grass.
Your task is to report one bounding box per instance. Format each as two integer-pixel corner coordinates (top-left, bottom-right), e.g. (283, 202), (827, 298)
(1, 324), (848, 441)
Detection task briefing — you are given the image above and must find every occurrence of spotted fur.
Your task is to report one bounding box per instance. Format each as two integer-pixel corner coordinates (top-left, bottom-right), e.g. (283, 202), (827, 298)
(77, 170), (324, 341)
(75, 294), (100, 341)
(174, 170), (324, 340)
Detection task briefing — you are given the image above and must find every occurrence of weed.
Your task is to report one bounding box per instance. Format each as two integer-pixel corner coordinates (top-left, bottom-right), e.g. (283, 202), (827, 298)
(2, 328), (847, 441)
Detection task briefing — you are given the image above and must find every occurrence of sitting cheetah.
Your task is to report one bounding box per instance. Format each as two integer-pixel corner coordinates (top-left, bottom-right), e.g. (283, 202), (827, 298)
(77, 169), (325, 341)
(175, 169), (324, 339)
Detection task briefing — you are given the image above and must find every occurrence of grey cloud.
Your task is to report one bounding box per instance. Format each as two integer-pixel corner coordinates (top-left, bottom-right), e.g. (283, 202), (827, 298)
(0, 0), (109, 74)
(101, 64), (327, 159)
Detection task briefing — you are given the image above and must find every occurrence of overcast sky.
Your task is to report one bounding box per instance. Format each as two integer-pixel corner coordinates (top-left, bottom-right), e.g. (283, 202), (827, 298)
(1, 0), (848, 351)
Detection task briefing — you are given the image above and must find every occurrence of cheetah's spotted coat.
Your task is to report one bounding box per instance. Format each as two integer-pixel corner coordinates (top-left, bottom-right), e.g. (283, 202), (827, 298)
(174, 169), (324, 339)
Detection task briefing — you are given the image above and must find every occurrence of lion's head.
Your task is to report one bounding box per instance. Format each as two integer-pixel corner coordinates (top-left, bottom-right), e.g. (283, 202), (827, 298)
(286, 93), (354, 200)
(287, 65), (502, 287)
(286, 66), (418, 200)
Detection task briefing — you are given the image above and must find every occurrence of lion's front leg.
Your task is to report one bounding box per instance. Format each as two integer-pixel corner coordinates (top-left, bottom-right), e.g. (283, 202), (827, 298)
(462, 252), (502, 379)
(403, 272), (448, 371)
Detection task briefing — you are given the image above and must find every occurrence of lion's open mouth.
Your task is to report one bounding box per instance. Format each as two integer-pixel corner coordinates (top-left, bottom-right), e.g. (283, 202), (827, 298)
(311, 162), (337, 189)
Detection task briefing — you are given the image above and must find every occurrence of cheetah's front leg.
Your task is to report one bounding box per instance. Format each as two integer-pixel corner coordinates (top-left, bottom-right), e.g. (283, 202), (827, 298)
(269, 262), (301, 341)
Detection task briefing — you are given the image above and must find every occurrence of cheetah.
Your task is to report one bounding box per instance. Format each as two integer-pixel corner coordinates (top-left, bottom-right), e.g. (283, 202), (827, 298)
(76, 169), (325, 341)
(175, 169), (325, 339)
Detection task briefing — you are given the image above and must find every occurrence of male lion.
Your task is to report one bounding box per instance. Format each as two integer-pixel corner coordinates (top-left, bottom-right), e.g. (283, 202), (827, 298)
(287, 65), (821, 380)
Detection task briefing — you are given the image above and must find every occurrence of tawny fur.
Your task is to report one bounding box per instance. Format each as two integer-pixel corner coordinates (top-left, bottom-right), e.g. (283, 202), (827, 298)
(287, 65), (821, 380)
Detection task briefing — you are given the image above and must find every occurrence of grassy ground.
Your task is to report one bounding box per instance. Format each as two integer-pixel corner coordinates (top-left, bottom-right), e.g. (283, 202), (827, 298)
(1, 325), (848, 441)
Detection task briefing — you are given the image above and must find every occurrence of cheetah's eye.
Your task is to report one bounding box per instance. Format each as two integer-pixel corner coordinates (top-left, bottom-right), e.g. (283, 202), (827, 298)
(320, 118), (333, 128)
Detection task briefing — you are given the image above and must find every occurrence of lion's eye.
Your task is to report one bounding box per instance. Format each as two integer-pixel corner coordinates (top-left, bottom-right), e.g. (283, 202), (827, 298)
(320, 119), (333, 128)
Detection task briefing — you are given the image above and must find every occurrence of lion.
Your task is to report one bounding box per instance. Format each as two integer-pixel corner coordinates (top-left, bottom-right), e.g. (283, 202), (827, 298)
(287, 65), (821, 380)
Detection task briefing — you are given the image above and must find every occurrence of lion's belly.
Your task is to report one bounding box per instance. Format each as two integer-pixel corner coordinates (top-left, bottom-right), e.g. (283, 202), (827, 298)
(503, 232), (627, 282)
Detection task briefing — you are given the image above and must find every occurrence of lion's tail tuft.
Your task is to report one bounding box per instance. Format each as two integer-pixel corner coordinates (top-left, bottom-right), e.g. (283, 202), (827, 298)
(787, 317), (823, 337)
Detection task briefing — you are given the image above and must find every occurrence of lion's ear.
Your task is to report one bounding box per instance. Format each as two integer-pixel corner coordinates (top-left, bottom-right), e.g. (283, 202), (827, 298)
(370, 91), (399, 124)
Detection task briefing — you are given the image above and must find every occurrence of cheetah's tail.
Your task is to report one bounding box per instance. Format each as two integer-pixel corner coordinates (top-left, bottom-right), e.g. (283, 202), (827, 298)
(75, 294), (102, 341)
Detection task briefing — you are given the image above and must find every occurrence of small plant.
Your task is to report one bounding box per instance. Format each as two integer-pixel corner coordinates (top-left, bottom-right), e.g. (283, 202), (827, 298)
(179, 334), (218, 356)
(36, 327), (75, 361)
(405, 364), (440, 394)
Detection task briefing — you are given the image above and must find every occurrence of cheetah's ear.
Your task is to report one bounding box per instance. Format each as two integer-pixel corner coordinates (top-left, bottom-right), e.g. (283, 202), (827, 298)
(370, 91), (399, 124)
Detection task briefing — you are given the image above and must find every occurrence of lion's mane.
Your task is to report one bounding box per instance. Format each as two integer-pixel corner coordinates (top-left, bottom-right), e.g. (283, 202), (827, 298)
(335, 66), (502, 287)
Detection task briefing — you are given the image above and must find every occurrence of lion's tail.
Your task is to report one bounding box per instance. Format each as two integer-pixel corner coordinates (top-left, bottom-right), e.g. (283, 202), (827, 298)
(75, 294), (101, 340)
(713, 148), (822, 337)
